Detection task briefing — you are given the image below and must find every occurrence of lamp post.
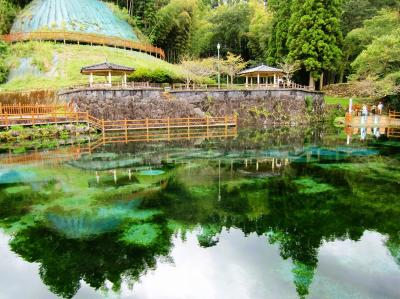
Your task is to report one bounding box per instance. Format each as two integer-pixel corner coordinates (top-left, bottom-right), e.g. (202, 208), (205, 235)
(217, 43), (221, 89)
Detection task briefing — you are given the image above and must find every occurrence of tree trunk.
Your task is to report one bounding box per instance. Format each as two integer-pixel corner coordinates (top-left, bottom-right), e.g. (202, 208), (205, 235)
(319, 72), (324, 91)
(339, 69), (344, 83)
(309, 73), (315, 90)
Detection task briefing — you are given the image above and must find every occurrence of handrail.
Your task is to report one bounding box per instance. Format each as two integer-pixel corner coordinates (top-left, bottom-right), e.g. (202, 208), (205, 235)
(0, 106), (238, 136)
(0, 31), (165, 59)
(171, 83), (311, 91)
(0, 103), (73, 115)
(389, 110), (400, 119)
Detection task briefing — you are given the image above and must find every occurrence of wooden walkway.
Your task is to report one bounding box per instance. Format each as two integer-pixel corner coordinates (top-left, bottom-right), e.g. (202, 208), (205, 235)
(0, 104), (237, 135)
(0, 31), (165, 59)
(345, 112), (400, 128)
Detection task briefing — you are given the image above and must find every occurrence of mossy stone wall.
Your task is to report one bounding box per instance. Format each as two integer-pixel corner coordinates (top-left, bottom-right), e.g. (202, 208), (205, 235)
(58, 88), (324, 126)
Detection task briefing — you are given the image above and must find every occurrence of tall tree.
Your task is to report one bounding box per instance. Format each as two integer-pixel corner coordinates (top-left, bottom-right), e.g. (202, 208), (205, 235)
(0, 0), (18, 34)
(247, 0), (273, 62)
(266, 0), (293, 65)
(151, 0), (200, 63)
(287, 0), (343, 89)
(206, 2), (251, 59)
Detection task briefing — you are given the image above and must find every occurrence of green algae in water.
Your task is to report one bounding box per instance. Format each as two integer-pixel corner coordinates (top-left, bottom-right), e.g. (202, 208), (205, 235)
(4, 185), (32, 195)
(138, 170), (165, 176)
(120, 223), (161, 247)
(0, 170), (37, 184)
(294, 178), (334, 194)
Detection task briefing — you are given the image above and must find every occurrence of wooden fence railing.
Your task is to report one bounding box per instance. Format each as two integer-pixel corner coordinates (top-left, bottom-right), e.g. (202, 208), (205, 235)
(389, 110), (400, 119)
(0, 31), (165, 59)
(0, 103), (73, 115)
(171, 83), (311, 91)
(387, 128), (400, 138)
(0, 105), (237, 135)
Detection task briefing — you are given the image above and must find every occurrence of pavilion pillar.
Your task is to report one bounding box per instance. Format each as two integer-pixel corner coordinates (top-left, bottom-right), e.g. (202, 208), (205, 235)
(123, 72), (127, 88)
(274, 74), (277, 87)
(245, 76), (248, 88)
(108, 71), (112, 86)
(257, 73), (260, 88)
(89, 72), (93, 87)
(250, 77), (253, 87)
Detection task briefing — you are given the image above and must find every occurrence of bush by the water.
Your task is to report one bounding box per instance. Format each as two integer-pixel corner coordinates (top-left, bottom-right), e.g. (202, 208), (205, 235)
(0, 124), (96, 142)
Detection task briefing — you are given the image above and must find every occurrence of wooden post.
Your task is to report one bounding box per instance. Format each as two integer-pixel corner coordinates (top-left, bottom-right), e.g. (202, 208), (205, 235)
(5, 112), (8, 130)
(146, 118), (149, 142)
(206, 116), (209, 137)
(32, 111), (35, 126)
(124, 119), (128, 144)
(0, 102), (2, 115)
(102, 119), (105, 144)
(187, 117), (190, 139)
(224, 115), (228, 136)
(86, 111), (90, 132)
(167, 117), (170, 141)
(19, 103), (22, 118)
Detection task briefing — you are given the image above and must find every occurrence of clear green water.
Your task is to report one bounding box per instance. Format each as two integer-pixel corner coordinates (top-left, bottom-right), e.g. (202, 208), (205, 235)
(0, 127), (399, 299)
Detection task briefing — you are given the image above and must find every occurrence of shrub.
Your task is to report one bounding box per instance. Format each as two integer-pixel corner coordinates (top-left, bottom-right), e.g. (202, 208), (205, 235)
(128, 68), (183, 83)
(0, 40), (9, 83)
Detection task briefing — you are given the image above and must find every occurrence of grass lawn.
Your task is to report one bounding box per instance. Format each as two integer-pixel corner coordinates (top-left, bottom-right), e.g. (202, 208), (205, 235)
(324, 96), (370, 106)
(0, 42), (191, 91)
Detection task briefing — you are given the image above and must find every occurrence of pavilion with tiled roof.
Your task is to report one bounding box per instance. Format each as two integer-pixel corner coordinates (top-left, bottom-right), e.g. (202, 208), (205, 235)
(81, 62), (135, 87)
(238, 64), (285, 87)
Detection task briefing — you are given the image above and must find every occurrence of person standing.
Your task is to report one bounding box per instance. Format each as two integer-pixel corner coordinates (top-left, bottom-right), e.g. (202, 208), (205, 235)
(362, 104), (368, 116)
(377, 102), (384, 115)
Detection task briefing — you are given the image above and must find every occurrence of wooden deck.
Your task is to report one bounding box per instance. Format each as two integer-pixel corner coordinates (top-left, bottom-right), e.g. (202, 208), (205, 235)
(0, 105), (237, 135)
(345, 113), (400, 128)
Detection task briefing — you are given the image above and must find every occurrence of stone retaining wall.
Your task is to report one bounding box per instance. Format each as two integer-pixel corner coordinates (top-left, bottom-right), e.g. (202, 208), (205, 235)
(58, 88), (324, 126)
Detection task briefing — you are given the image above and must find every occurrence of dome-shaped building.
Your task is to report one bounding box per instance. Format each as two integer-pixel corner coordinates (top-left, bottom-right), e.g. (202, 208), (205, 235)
(11, 0), (138, 41)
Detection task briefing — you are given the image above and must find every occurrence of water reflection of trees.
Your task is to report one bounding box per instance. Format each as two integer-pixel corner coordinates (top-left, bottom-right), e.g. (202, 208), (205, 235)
(10, 223), (173, 299)
(1, 137), (400, 298)
(141, 158), (400, 298)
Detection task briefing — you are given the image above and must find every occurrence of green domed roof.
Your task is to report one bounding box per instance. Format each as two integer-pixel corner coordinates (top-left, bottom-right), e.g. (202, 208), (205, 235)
(11, 0), (138, 41)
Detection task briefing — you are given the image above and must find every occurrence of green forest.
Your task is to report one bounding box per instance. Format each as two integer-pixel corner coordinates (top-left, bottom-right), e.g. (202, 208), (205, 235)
(0, 0), (399, 100)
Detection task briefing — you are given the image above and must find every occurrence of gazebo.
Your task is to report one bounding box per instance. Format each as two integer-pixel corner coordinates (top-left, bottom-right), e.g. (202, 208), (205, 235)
(238, 64), (285, 88)
(81, 62), (135, 88)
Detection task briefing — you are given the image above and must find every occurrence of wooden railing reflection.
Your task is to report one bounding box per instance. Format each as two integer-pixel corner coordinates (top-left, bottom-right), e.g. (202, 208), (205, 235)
(88, 126), (238, 152)
(0, 31), (165, 59)
(0, 146), (83, 168)
(0, 127), (238, 167)
(387, 128), (400, 138)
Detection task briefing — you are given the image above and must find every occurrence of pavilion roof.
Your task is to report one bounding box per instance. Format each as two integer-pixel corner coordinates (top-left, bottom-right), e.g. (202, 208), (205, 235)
(238, 64), (284, 76)
(81, 62), (135, 75)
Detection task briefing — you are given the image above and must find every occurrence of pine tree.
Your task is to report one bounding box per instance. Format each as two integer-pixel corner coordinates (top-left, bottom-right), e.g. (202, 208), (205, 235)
(266, 0), (293, 65)
(287, 0), (343, 89)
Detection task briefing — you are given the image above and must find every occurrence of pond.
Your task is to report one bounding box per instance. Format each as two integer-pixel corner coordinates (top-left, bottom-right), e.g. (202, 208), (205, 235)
(0, 126), (399, 299)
